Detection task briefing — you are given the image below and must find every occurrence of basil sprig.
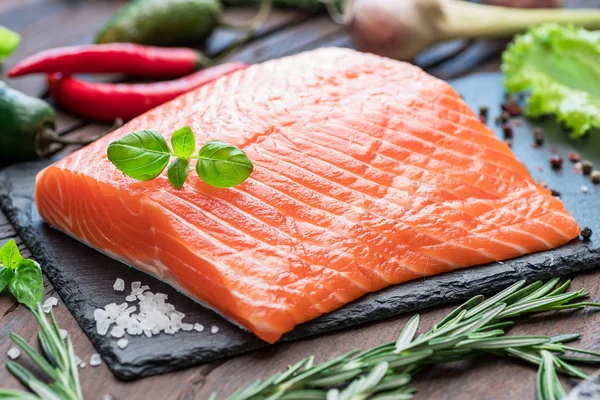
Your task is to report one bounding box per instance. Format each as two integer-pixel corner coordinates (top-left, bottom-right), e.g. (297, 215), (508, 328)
(107, 127), (253, 190)
(0, 240), (43, 308)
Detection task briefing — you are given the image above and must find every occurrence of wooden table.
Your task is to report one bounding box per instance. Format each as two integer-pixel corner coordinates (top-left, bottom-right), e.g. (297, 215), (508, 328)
(1, 1), (600, 399)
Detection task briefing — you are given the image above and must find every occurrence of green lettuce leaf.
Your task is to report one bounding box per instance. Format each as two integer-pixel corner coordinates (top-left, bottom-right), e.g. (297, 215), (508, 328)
(0, 25), (20, 60)
(502, 24), (600, 138)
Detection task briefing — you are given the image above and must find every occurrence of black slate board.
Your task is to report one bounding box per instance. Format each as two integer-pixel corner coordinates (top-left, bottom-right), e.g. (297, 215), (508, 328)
(1, 73), (599, 381)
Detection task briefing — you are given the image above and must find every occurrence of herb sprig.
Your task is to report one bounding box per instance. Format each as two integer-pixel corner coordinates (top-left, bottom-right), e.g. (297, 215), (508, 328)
(223, 279), (600, 400)
(0, 239), (43, 308)
(0, 241), (82, 400)
(107, 127), (253, 190)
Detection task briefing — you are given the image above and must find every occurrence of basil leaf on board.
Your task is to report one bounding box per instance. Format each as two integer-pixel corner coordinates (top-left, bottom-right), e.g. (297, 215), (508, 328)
(0, 267), (14, 293)
(9, 259), (43, 308)
(171, 126), (196, 158)
(167, 158), (190, 190)
(107, 130), (171, 181)
(195, 140), (253, 188)
(0, 239), (22, 269)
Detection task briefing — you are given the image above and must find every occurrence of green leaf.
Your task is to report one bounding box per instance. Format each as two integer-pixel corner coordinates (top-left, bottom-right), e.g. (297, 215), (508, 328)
(107, 130), (171, 181)
(196, 140), (253, 188)
(503, 24), (600, 138)
(9, 259), (43, 308)
(457, 335), (550, 350)
(0, 26), (20, 60)
(0, 389), (40, 400)
(0, 267), (14, 292)
(167, 158), (190, 190)
(0, 239), (22, 269)
(395, 315), (420, 353)
(171, 126), (196, 158)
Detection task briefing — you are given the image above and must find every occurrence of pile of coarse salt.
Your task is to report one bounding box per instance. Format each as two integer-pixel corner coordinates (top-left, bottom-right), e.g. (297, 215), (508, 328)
(94, 280), (216, 346)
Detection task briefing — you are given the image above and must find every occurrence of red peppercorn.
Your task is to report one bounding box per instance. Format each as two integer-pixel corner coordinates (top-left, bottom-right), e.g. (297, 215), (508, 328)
(568, 151), (580, 163)
(550, 155), (563, 169)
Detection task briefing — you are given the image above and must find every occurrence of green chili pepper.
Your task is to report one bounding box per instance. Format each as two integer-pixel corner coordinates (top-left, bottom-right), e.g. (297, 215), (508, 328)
(95, 0), (222, 45)
(0, 82), (121, 161)
(0, 82), (57, 160)
(223, 0), (342, 13)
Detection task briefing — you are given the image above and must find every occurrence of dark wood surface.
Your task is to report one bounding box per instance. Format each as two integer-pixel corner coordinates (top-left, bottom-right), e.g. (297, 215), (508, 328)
(1, 1), (599, 399)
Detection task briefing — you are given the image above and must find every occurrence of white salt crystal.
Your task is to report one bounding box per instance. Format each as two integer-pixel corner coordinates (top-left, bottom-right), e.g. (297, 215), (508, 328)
(131, 281), (141, 291)
(79, 362), (87, 368)
(42, 296), (59, 313)
(113, 278), (125, 292)
(125, 295), (137, 302)
(103, 395), (113, 400)
(110, 326), (125, 338)
(90, 353), (102, 366)
(60, 329), (68, 340)
(117, 339), (128, 349)
(181, 323), (193, 331)
(143, 330), (153, 338)
(194, 323), (204, 332)
(581, 185), (589, 193)
(210, 326), (219, 334)
(7, 347), (20, 360)
(75, 356), (82, 365)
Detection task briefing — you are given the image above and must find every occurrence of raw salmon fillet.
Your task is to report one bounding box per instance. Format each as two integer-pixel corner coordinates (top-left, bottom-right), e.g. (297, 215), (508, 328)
(36, 48), (580, 343)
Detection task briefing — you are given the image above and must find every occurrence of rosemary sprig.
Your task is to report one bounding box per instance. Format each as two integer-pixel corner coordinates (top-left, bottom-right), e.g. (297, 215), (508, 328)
(0, 241), (82, 400)
(0, 304), (83, 400)
(224, 279), (600, 400)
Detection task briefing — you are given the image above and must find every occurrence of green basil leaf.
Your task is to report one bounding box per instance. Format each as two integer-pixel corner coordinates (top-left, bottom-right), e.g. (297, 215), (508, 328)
(9, 259), (43, 308)
(196, 140), (253, 188)
(0, 239), (22, 269)
(0, 267), (14, 292)
(171, 126), (195, 158)
(0, 25), (20, 60)
(107, 130), (171, 181)
(167, 158), (190, 190)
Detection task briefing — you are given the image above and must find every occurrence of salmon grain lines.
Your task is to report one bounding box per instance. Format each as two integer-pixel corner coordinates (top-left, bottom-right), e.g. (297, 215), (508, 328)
(35, 48), (580, 343)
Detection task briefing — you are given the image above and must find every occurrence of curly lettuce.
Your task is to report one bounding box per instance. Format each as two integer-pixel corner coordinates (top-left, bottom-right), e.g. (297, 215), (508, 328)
(0, 25), (19, 60)
(502, 24), (600, 138)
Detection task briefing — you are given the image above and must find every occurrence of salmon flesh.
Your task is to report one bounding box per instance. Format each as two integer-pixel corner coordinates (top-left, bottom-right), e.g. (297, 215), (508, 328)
(35, 48), (580, 343)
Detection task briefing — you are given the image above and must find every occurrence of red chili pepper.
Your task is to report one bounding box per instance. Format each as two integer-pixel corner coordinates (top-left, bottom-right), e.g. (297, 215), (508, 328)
(47, 62), (247, 122)
(9, 44), (212, 79)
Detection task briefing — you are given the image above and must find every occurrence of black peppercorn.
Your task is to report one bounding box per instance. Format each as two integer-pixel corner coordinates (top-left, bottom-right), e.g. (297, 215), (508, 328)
(533, 127), (544, 146)
(581, 227), (593, 241)
(502, 123), (513, 138)
(582, 160), (593, 175)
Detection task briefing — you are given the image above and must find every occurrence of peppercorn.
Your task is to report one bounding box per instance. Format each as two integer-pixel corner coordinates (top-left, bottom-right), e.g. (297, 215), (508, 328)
(582, 160), (593, 175)
(592, 170), (600, 184)
(568, 151), (580, 163)
(550, 189), (561, 197)
(502, 123), (513, 138)
(580, 227), (593, 241)
(500, 111), (510, 123)
(550, 155), (563, 169)
(501, 96), (522, 116)
(479, 105), (488, 117)
(533, 127), (544, 145)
